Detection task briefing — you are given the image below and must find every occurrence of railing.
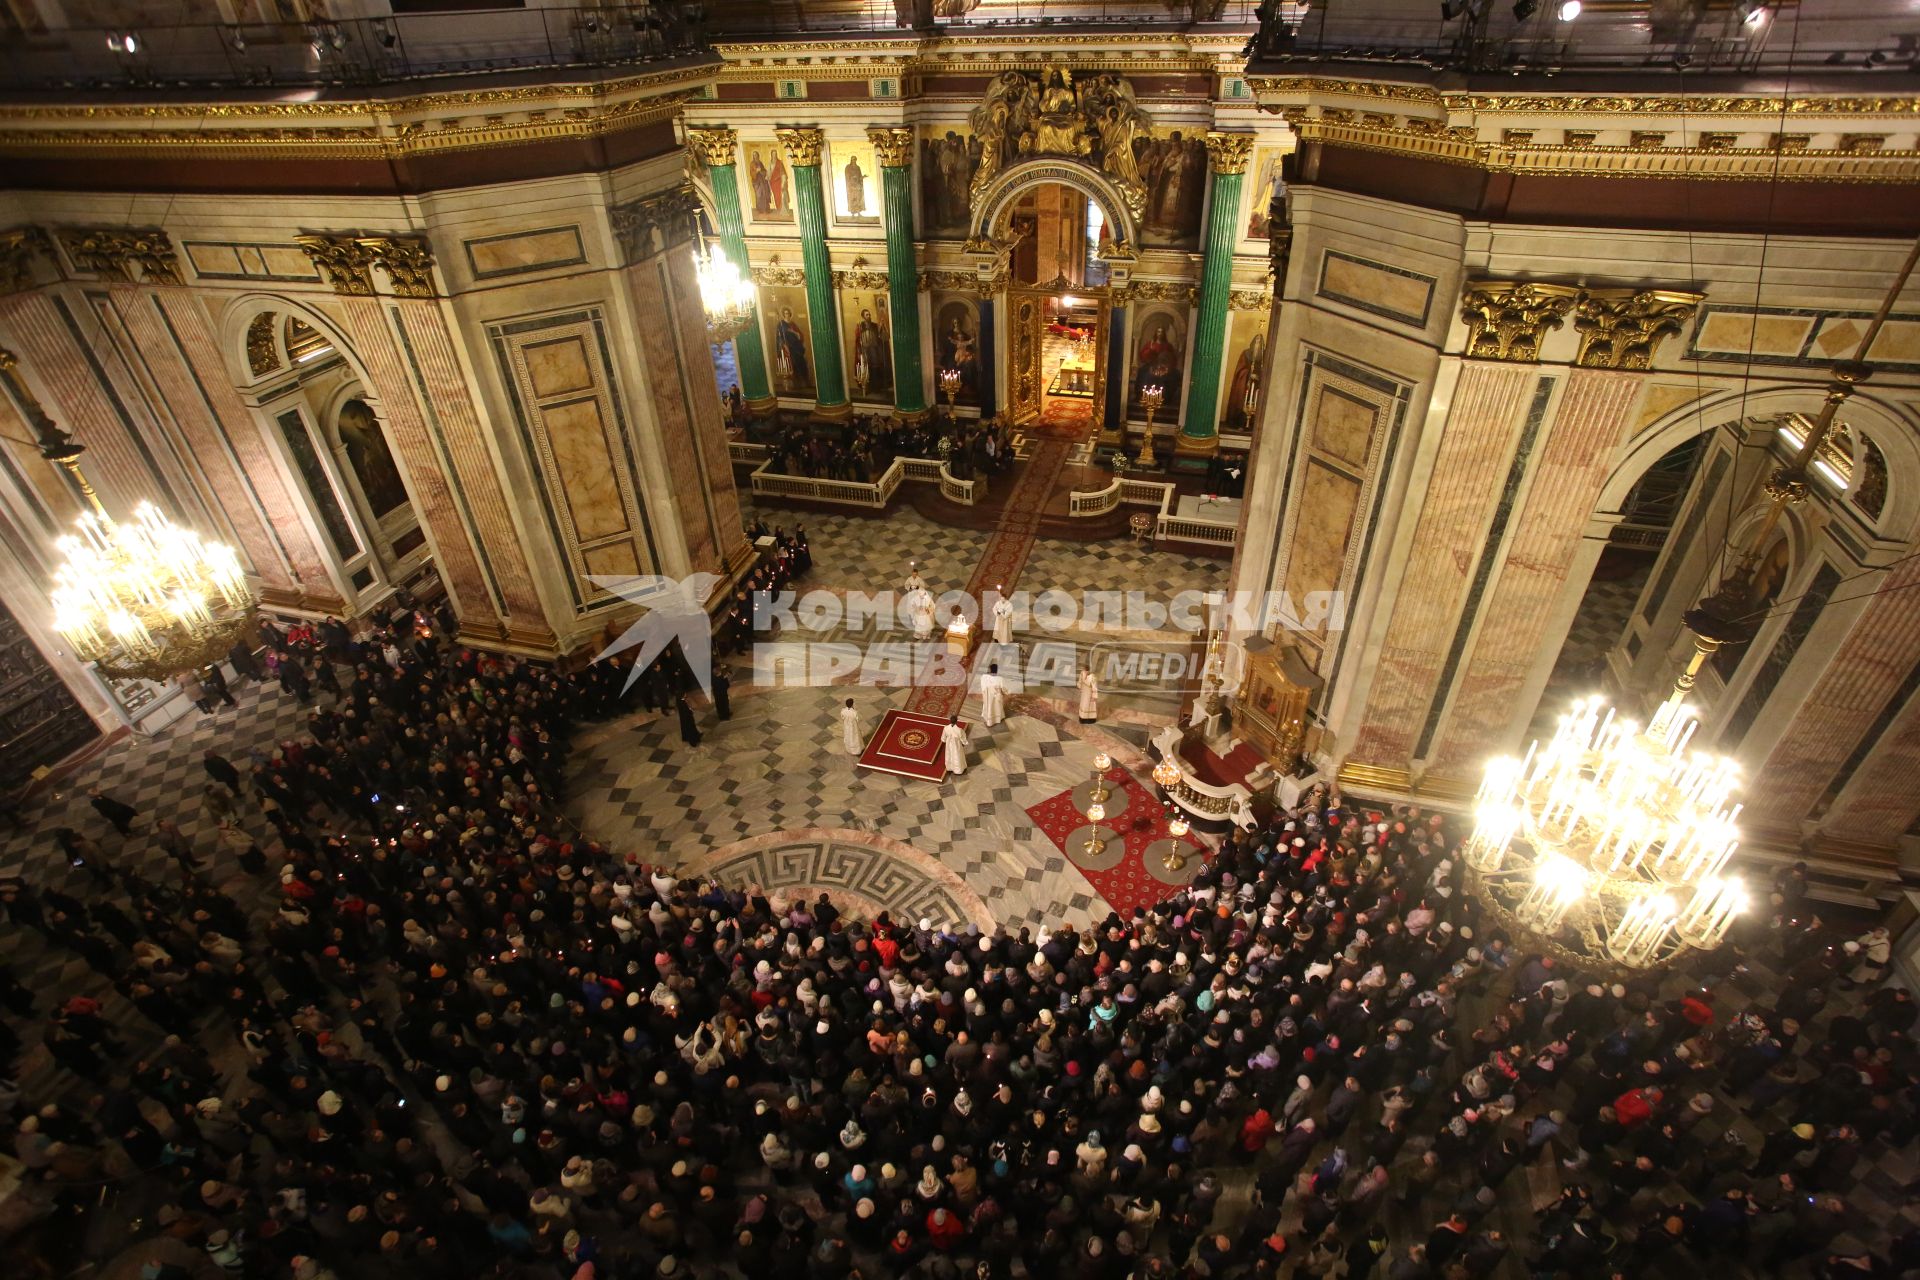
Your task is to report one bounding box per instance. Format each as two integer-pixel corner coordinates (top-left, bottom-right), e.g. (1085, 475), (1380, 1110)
(747, 454), (979, 508)
(1249, 2), (1912, 78)
(0, 5), (710, 93)
(705, 0), (1260, 37)
(938, 466), (982, 506)
(1073, 472), (1238, 547)
(729, 440), (771, 465)
(1070, 480), (1123, 516)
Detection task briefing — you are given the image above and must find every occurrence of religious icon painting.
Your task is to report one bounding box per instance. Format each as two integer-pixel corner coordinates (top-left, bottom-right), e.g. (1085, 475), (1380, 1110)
(763, 286), (815, 395)
(832, 139), (881, 226)
(1243, 147), (1286, 244)
(932, 295), (981, 406)
(743, 140), (795, 224)
(842, 293), (893, 403)
(1135, 127), (1208, 249)
(1221, 310), (1270, 435)
(1128, 306), (1187, 417)
(920, 125), (982, 238)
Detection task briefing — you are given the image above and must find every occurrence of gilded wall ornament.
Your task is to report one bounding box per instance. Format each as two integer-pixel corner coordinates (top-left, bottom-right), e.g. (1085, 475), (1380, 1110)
(866, 125), (915, 169)
(1629, 131), (1668, 150)
(684, 126), (738, 168)
(54, 226), (181, 285)
(1571, 288), (1704, 370)
(1229, 289), (1274, 311)
(918, 269), (983, 294)
(246, 313), (279, 376)
(296, 234), (380, 294)
(610, 185), (702, 263)
(1459, 281), (1580, 362)
(833, 269), (890, 290)
(775, 126), (825, 167)
(1111, 280), (1196, 306)
(752, 265), (807, 286)
(1203, 131), (1256, 176)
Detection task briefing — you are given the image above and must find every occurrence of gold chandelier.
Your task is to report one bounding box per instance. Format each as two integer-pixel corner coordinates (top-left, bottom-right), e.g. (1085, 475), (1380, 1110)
(1465, 695), (1747, 971)
(3, 349), (256, 684)
(693, 237), (756, 344)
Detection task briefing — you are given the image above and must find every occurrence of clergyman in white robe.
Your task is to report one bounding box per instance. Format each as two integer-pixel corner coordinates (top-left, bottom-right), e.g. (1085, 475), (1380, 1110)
(978, 665), (1006, 728)
(841, 699), (863, 754)
(941, 718), (969, 775)
(907, 588), (935, 639)
(991, 596), (1015, 647)
(1077, 669), (1099, 722)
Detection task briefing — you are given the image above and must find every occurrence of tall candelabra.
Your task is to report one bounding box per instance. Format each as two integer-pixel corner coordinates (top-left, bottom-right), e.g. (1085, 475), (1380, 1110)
(1136, 383), (1164, 467)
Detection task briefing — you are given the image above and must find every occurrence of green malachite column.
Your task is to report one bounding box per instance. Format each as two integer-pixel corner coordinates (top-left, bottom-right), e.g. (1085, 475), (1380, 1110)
(1178, 131), (1255, 458)
(778, 127), (849, 419)
(868, 126), (927, 417)
(688, 128), (774, 409)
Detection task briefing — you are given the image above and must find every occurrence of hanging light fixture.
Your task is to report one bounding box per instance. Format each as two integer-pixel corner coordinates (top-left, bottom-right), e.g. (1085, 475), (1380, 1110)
(1465, 695), (1747, 971)
(692, 234), (756, 345)
(1, 350), (255, 684)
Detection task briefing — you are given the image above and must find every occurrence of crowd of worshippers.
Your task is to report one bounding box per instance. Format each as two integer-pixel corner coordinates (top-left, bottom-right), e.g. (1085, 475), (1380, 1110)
(760, 415), (1013, 484)
(2, 627), (1918, 1280)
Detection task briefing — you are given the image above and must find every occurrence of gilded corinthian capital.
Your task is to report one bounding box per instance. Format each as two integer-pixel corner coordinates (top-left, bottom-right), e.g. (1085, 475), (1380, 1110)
(867, 126), (915, 168)
(1203, 131), (1257, 176)
(1459, 281), (1580, 363)
(685, 127), (738, 168)
(775, 127), (825, 167)
(1572, 288), (1704, 370)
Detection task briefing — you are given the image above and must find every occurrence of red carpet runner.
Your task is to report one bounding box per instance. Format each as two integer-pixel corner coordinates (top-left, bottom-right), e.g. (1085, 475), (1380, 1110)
(906, 429), (1075, 720)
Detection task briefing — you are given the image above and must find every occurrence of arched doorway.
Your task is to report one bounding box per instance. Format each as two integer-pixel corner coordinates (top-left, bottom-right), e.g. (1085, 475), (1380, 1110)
(999, 181), (1113, 431)
(228, 303), (428, 611)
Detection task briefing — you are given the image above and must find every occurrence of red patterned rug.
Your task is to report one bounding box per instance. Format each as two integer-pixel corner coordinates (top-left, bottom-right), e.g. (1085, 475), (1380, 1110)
(1189, 741), (1265, 789)
(1025, 765), (1208, 917)
(858, 710), (965, 781)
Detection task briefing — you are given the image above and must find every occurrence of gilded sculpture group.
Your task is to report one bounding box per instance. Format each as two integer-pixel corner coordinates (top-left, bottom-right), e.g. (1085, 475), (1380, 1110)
(967, 69), (1155, 218)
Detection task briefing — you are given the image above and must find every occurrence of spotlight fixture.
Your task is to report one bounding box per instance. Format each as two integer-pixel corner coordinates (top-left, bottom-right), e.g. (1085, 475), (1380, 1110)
(229, 27), (247, 51)
(1557, 0), (1581, 18)
(106, 32), (122, 52)
(1441, 0), (1462, 18)
(1737, 2), (1769, 27)
(1513, 0), (1538, 18)
(1867, 50), (1889, 65)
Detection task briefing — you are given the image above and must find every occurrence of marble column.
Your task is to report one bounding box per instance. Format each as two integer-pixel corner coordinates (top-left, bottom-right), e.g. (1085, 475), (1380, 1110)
(868, 126), (927, 418)
(777, 127), (849, 420)
(1104, 303), (1128, 439)
(1348, 362), (1543, 770)
(687, 128), (775, 411)
(1176, 131), (1254, 461)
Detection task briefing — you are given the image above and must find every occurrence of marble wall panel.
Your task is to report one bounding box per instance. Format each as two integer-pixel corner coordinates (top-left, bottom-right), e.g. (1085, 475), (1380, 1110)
(1821, 692), (1920, 850)
(464, 226), (588, 281)
(1349, 363), (1538, 767)
(1317, 250), (1437, 328)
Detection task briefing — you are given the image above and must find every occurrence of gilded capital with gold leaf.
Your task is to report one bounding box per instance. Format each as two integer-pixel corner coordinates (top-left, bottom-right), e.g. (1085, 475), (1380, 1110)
(867, 126), (915, 169)
(775, 127), (825, 167)
(685, 127), (738, 169)
(1459, 280), (1580, 363)
(1203, 131), (1256, 176)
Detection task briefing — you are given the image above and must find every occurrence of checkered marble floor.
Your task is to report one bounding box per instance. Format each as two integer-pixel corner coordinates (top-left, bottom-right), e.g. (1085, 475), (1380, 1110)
(745, 498), (991, 597)
(1528, 560), (1653, 742)
(566, 684), (1125, 933)
(1020, 532), (1229, 604)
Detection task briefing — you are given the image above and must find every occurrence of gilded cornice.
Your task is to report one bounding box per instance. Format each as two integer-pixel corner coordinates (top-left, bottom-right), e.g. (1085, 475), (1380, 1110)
(715, 33), (1231, 78)
(753, 265), (808, 287)
(1247, 76), (1920, 118)
(54, 225), (181, 285)
(0, 66), (707, 160)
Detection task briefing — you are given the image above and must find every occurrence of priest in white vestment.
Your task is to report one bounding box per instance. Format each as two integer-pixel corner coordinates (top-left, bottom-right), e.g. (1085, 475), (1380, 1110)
(906, 587), (936, 639)
(941, 717), (969, 775)
(978, 663), (1007, 727)
(991, 593), (1015, 647)
(841, 698), (863, 754)
(1077, 668), (1099, 723)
